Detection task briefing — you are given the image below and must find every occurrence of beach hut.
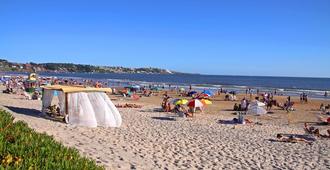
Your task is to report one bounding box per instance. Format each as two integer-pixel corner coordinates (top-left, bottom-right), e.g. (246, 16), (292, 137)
(41, 85), (122, 128)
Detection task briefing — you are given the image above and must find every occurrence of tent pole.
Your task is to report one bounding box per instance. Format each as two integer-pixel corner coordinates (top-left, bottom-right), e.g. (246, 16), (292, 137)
(65, 93), (68, 115)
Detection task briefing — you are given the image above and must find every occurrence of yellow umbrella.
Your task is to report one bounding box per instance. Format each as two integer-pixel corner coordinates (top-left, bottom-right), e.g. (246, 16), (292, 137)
(201, 99), (212, 105)
(175, 99), (188, 105)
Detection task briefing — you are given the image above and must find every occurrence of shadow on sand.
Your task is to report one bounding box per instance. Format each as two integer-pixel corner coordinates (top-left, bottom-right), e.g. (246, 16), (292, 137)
(3, 105), (65, 123)
(151, 116), (176, 121)
(4, 106), (43, 118)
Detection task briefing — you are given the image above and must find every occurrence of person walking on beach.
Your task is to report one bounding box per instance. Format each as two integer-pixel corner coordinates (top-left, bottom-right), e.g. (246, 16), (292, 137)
(325, 91), (328, 98)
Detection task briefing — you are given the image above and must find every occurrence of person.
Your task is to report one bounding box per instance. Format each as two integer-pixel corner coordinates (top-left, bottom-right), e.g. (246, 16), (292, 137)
(276, 134), (312, 144)
(287, 96), (291, 102)
(165, 103), (172, 112)
(233, 103), (239, 111)
(304, 123), (320, 137)
(305, 94), (308, 103)
(266, 99), (273, 111)
(321, 129), (330, 138)
(320, 103), (326, 113)
(175, 104), (192, 117)
(241, 98), (247, 111)
(305, 123), (330, 138)
(161, 96), (170, 111)
(325, 91), (328, 97)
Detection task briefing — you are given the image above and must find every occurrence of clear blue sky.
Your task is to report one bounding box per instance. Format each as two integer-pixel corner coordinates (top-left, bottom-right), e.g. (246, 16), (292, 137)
(1, 0), (329, 77)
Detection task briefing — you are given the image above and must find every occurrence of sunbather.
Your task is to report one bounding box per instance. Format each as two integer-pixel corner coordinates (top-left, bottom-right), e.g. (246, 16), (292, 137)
(305, 123), (330, 139)
(276, 134), (312, 144)
(304, 123), (320, 136)
(320, 129), (330, 138)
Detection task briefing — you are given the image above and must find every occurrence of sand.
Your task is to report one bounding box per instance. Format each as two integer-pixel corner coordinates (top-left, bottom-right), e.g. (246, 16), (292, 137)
(0, 87), (329, 169)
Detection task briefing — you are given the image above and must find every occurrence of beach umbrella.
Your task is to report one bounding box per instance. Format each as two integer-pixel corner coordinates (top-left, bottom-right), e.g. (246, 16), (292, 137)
(202, 90), (213, 96)
(171, 99), (188, 105)
(179, 87), (185, 92)
(175, 99), (188, 105)
(188, 91), (198, 96)
(201, 99), (212, 105)
(187, 99), (204, 108)
(246, 106), (267, 115)
(198, 93), (211, 98)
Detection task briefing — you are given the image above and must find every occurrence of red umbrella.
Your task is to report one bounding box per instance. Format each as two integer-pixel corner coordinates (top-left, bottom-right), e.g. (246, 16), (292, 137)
(187, 99), (204, 108)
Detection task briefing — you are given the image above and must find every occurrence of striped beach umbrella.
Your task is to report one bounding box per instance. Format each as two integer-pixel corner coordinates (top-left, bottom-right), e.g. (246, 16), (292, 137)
(187, 99), (204, 108)
(201, 99), (212, 105)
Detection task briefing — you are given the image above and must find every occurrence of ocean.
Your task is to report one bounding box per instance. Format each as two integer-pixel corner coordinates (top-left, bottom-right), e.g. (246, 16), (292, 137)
(4, 72), (330, 99)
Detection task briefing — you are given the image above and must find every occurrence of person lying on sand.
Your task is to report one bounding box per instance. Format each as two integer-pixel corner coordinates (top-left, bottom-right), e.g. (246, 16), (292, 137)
(304, 123), (330, 139)
(276, 134), (313, 144)
(317, 116), (330, 125)
(304, 123), (320, 137)
(321, 129), (330, 138)
(115, 103), (142, 108)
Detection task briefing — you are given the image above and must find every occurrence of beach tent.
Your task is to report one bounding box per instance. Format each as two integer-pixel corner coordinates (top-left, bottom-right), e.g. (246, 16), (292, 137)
(42, 85), (122, 128)
(249, 100), (266, 107)
(247, 101), (267, 115)
(246, 106), (267, 115)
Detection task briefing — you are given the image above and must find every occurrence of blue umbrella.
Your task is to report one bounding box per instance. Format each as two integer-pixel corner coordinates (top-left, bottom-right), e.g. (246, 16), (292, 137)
(202, 90), (213, 96)
(188, 91), (198, 96)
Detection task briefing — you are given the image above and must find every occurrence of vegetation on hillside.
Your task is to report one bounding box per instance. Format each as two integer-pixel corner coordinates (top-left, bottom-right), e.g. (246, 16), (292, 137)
(0, 59), (175, 74)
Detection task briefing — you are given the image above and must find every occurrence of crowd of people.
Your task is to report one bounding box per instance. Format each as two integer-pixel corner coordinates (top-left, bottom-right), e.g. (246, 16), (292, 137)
(1, 75), (110, 101)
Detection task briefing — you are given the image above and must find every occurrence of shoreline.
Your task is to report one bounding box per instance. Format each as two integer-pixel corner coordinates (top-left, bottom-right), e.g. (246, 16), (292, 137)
(2, 72), (330, 99)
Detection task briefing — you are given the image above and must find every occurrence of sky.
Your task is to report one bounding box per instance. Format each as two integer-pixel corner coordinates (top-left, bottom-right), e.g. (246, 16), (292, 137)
(0, 0), (329, 77)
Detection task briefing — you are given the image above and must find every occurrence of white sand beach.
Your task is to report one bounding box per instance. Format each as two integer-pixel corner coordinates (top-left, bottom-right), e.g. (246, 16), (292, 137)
(1, 90), (329, 169)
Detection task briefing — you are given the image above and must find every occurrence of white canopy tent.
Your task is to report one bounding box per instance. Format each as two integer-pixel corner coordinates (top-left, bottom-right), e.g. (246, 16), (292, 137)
(42, 85), (122, 128)
(247, 100), (267, 115)
(246, 106), (267, 115)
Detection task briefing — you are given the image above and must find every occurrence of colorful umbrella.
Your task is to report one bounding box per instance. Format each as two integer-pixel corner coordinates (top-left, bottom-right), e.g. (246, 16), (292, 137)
(175, 99), (188, 105)
(187, 91), (198, 96)
(187, 99), (204, 108)
(201, 99), (212, 105)
(202, 90), (213, 96)
(198, 93), (210, 98)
